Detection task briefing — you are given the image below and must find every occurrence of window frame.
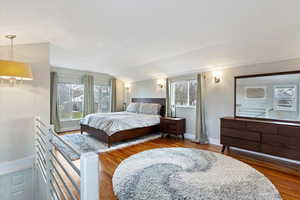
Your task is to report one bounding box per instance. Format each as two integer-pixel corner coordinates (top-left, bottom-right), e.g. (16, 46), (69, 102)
(171, 79), (197, 108)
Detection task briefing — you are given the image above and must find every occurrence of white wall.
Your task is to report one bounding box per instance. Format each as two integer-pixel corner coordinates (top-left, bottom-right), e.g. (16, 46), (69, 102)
(176, 107), (196, 136)
(205, 57), (300, 141)
(0, 43), (50, 200)
(0, 43), (50, 162)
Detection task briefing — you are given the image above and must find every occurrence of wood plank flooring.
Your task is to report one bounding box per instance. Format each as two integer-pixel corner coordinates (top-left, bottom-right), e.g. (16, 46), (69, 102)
(99, 137), (300, 200)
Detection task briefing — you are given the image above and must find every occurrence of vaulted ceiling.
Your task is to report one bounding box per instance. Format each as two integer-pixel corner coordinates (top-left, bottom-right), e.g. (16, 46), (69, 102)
(1, 0), (300, 82)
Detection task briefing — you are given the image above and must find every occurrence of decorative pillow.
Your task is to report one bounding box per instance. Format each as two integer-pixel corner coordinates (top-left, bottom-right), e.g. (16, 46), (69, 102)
(139, 103), (161, 115)
(126, 103), (140, 113)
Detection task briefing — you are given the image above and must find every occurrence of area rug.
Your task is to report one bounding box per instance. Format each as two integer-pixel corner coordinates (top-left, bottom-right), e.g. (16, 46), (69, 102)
(112, 147), (281, 200)
(53, 132), (160, 161)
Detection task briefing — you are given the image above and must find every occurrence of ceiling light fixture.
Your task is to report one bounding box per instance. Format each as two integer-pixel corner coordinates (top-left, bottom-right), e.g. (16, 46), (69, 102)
(0, 35), (33, 86)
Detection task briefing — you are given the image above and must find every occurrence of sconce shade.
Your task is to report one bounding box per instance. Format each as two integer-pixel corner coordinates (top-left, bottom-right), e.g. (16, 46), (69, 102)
(0, 60), (33, 80)
(157, 79), (165, 88)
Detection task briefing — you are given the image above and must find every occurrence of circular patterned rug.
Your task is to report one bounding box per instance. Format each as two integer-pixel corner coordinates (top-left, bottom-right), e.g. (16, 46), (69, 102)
(112, 148), (281, 200)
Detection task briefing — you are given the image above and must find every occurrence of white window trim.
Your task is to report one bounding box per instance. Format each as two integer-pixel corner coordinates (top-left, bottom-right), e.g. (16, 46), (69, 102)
(175, 105), (196, 109)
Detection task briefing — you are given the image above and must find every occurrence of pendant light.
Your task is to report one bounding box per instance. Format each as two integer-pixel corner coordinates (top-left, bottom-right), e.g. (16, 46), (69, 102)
(0, 35), (33, 85)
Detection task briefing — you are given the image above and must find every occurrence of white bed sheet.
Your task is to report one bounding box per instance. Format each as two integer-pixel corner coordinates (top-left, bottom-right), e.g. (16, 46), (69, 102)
(80, 112), (160, 136)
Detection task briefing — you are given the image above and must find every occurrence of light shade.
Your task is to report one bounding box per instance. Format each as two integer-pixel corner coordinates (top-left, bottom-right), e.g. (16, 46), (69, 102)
(0, 60), (33, 80)
(157, 79), (165, 88)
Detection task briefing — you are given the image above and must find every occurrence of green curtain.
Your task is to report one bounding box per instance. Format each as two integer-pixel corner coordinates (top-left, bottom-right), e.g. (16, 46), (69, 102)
(110, 78), (117, 112)
(83, 75), (95, 116)
(50, 72), (61, 132)
(165, 78), (172, 117)
(195, 73), (209, 144)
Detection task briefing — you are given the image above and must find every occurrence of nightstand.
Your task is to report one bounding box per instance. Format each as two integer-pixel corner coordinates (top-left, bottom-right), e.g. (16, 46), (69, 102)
(160, 117), (186, 139)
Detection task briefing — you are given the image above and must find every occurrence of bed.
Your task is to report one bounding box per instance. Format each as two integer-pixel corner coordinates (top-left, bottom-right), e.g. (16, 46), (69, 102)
(80, 98), (166, 147)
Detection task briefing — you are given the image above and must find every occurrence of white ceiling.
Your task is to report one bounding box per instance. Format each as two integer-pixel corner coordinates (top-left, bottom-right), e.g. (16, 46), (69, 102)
(1, 0), (300, 82)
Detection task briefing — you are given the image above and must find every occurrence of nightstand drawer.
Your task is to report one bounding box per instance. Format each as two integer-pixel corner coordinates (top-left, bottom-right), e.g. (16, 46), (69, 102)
(160, 124), (177, 132)
(164, 120), (177, 125)
(167, 125), (177, 133)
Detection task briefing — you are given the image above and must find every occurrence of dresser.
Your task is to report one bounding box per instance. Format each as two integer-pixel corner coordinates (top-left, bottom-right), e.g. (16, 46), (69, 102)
(221, 117), (300, 161)
(160, 117), (186, 139)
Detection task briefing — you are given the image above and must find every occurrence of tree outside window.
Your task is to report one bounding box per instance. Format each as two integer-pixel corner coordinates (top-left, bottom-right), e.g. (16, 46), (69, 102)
(172, 80), (197, 107)
(57, 83), (84, 120)
(94, 85), (111, 113)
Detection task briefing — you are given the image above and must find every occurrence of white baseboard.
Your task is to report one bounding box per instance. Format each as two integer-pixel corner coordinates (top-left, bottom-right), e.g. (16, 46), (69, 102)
(184, 133), (195, 141)
(208, 137), (221, 146)
(0, 155), (35, 176)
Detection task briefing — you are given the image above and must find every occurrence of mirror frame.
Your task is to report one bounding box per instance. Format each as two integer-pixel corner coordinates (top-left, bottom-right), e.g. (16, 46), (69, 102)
(234, 70), (300, 124)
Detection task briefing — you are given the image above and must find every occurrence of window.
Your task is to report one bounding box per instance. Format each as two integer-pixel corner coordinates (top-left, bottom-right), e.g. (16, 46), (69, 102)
(273, 85), (297, 111)
(94, 85), (111, 113)
(172, 80), (197, 107)
(57, 83), (84, 120)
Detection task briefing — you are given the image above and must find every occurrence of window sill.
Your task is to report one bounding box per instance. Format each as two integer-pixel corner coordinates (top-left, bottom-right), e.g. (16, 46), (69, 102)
(175, 106), (196, 109)
(60, 119), (82, 122)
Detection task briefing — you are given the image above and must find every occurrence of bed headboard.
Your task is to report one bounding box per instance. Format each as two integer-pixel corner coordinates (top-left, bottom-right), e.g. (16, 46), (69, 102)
(132, 98), (166, 116)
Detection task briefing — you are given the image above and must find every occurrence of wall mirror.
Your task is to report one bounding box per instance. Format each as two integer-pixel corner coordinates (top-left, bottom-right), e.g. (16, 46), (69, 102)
(235, 71), (300, 123)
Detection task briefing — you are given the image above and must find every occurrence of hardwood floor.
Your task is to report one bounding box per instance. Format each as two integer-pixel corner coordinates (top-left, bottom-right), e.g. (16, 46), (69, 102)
(99, 137), (300, 200)
(56, 132), (300, 200)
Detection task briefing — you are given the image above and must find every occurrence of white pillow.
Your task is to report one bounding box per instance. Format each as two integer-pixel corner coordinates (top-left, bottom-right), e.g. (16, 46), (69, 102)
(126, 103), (140, 113)
(139, 103), (161, 115)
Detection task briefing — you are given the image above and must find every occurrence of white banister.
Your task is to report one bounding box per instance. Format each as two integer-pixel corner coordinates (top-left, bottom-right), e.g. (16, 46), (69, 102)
(80, 152), (100, 200)
(34, 117), (100, 200)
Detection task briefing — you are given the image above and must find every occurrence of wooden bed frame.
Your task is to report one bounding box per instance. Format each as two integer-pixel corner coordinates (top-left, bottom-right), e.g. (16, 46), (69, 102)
(80, 98), (166, 147)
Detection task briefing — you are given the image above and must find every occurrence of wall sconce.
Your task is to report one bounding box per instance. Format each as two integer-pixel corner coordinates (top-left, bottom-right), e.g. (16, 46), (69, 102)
(212, 71), (221, 83)
(125, 83), (131, 90)
(157, 79), (165, 88)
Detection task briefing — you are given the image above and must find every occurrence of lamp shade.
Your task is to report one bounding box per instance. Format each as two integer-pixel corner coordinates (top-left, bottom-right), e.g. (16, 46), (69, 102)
(0, 60), (33, 80)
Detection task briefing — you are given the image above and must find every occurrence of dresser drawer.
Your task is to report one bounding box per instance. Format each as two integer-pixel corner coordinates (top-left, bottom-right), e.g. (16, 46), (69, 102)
(220, 117), (300, 161)
(262, 134), (300, 151)
(221, 128), (260, 142)
(246, 122), (277, 134)
(261, 144), (300, 161)
(221, 136), (260, 152)
(221, 119), (246, 129)
(278, 126), (300, 138)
